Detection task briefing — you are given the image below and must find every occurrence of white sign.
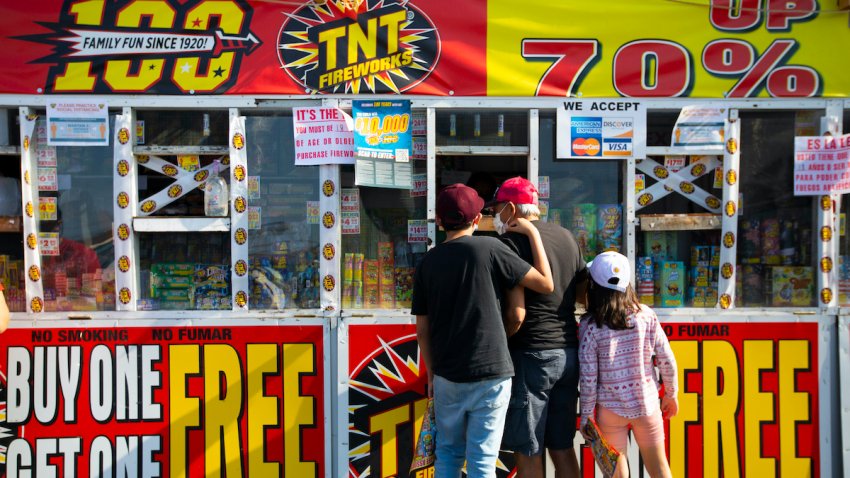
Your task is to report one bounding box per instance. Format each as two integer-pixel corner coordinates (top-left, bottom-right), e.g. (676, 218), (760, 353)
(39, 232), (60, 256)
(342, 211), (360, 235)
(306, 201), (320, 224)
(248, 176), (261, 200)
(47, 100), (110, 146)
(412, 111), (427, 136)
(412, 136), (427, 160)
(664, 155), (686, 173)
(537, 176), (550, 198)
(671, 106), (726, 150)
(794, 134), (850, 195)
(292, 107), (355, 166)
(248, 207), (261, 230)
(408, 219), (428, 243)
(36, 147), (57, 167)
(38, 167), (58, 191)
(410, 173), (427, 197)
(557, 100), (645, 159)
(341, 188), (360, 212)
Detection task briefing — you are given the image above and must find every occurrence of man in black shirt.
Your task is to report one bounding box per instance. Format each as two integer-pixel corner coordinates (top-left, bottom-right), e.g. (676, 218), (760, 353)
(491, 177), (587, 478)
(412, 183), (554, 478)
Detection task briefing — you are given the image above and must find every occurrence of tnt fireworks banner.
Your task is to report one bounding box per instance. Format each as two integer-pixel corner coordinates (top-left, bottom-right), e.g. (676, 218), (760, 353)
(0, 324), (327, 478)
(1, 1), (849, 97)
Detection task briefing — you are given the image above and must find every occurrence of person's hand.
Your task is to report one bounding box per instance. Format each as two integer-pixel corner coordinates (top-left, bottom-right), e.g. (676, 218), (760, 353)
(507, 217), (536, 236)
(661, 395), (679, 419)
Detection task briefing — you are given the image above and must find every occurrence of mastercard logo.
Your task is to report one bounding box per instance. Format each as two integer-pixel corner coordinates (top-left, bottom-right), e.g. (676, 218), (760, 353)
(571, 138), (601, 156)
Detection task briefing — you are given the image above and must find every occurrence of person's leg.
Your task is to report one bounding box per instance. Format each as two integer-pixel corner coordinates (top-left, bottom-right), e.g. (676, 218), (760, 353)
(545, 347), (580, 478)
(514, 453), (544, 478)
(595, 405), (631, 478)
(464, 377), (511, 478)
(432, 375), (467, 478)
(629, 410), (671, 478)
(505, 349), (555, 478)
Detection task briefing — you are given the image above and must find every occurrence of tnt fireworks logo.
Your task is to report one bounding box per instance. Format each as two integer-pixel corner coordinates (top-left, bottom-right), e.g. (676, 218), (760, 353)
(19, 0), (261, 94)
(278, 0), (440, 94)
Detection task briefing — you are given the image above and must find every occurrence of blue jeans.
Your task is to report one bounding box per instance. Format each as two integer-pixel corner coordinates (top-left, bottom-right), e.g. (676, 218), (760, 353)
(432, 375), (512, 478)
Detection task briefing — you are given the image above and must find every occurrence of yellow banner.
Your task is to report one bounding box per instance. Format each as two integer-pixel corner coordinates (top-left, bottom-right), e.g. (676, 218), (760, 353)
(488, 0), (850, 97)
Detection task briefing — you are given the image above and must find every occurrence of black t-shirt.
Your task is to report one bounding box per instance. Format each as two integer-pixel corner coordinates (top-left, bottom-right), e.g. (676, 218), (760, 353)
(500, 220), (587, 349)
(411, 235), (531, 382)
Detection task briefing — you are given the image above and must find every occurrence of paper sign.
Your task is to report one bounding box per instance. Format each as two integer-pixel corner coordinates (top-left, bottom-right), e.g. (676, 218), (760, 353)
(353, 100), (413, 188)
(557, 101), (646, 159)
(39, 197), (57, 221)
(537, 176), (550, 198)
(248, 176), (261, 200)
(136, 120), (145, 145)
(671, 106), (726, 149)
(408, 219), (428, 243)
(36, 147), (57, 167)
(714, 167), (723, 189)
(412, 111), (427, 136)
(635, 173), (645, 192)
(292, 106), (355, 166)
(39, 232), (59, 256)
(412, 136), (427, 160)
(38, 167), (58, 191)
(665, 155), (686, 173)
(47, 100), (110, 146)
(341, 188), (360, 211)
(794, 134), (850, 195)
(248, 206), (261, 230)
(411, 173), (427, 197)
(177, 155), (200, 172)
(342, 211), (360, 234)
(306, 201), (320, 224)
(538, 200), (549, 218)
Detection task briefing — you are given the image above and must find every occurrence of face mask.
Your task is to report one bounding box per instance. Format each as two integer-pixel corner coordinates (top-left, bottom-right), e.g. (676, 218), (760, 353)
(492, 204), (510, 235)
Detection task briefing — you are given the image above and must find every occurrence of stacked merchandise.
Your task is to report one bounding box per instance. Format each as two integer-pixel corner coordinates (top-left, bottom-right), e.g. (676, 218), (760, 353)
(642, 231), (682, 308)
(0, 255), (25, 311)
(341, 242), (415, 310)
(572, 203), (623, 262)
(193, 264), (231, 310)
(249, 244), (321, 310)
(41, 261), (111, 312)
(149, 263), (194, 310)
(687, 246), (719, 307)
(636, 257), (655, 305)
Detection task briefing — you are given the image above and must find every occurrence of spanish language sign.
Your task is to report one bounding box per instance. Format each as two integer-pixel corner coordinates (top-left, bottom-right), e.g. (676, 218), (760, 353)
(556, 101), (645, 159)
(353, 100), (412, 188)
(292, 106), (355, 166)
(46, 100), (109, 146)
(0, 325), (326, 477)
(794, 133), (850, 195)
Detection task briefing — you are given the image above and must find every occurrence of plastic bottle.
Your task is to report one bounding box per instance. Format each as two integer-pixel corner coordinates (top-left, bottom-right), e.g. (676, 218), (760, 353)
(204, 160), (229, 216)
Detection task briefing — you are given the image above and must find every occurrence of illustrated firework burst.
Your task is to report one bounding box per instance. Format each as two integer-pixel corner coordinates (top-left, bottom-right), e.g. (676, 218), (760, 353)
(278, 0), (440, 94)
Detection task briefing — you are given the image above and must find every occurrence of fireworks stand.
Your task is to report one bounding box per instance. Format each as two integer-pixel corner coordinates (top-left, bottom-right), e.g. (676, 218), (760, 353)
(0, 1), (848, 477)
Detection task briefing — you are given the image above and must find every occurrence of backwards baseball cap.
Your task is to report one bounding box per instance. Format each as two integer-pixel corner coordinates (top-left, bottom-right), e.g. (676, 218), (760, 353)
(587, 251), (631, 292)
(437, 183), (484, 228)
(488, 176), (539, 206)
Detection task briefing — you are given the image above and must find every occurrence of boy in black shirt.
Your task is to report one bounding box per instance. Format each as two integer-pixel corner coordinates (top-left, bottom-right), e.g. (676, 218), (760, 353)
(412, 183), (554, 478)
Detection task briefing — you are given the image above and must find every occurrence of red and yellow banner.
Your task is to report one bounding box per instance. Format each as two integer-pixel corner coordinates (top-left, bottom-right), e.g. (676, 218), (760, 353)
(0, 325), (326, 478)
(0, 1), (847, 97)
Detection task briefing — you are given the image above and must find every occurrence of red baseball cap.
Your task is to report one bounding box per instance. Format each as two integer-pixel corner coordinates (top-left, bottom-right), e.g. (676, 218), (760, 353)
(489, 177), (539, 206)
(437, 184), (484, 228)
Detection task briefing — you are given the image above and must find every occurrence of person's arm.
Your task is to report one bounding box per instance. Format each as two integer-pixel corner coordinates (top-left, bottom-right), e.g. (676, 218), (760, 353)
(503, 286), (525, 337)
(0, 288), (10, 334)
(578, 320), (598, 438)
(508, 218), (554, 294)
(416, 314), (434, 397)
(653, 312), (679, 418)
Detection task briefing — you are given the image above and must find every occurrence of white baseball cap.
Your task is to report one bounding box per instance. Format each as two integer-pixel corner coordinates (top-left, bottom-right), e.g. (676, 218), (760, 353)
(587, 251), (631, 292)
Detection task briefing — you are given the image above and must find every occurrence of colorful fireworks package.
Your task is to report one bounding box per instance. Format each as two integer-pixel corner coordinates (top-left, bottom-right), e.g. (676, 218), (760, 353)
(596, 204), (622, 252)
(572, 204), (597, 261)
(409, 398), (437, 476)
(583, 417), (620, 478)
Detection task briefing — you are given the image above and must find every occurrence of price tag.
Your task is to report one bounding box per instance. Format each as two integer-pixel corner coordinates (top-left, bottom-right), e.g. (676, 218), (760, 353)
(306, 201), (320, 224)
(39, 232), (60, 256)
(342, 188), (360, 212)
(665, 155), (686, 173)
(38, 167), (58, 191)
(342, 211), (360, 234)
(412, 111), (427, 136)
(408, 219), (428, 243)
(248, 176), (261, 200)
(248, 206), (261, 230)
(39, 197), (57, 221)
(411, 173), (427, 197)
(412, 136), (427, 160)
(538, 176), (550, 198)
(635, 173), (645, 192)
(37, 147), (57, 167)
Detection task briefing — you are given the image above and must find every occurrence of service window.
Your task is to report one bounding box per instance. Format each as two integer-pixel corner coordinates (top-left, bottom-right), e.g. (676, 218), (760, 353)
(538, 110), (624, 263)
(134, 110), (234, 311)
(33, 118), (116, 312)
(245, 113), (320, 310)
(0, 110), (24, 311)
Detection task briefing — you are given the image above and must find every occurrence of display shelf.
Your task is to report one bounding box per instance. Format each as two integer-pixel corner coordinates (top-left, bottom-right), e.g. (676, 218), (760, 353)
(133, 216), (230, 232)
(638, 213), (721, 231)
(645, 146), (723, 157)
(0, 215), (21, 232)
(435, 145), (529, 156)
(0, 145), (20, 155)
(133, 145), (229, 155)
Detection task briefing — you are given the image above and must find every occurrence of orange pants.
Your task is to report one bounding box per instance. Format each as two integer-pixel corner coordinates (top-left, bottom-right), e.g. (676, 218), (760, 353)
(597, 405), (665, 453)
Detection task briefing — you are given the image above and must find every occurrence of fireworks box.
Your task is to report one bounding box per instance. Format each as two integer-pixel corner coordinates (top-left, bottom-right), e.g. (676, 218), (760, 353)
(769, 266), (813, 307)
(657, 261), (685, 308)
